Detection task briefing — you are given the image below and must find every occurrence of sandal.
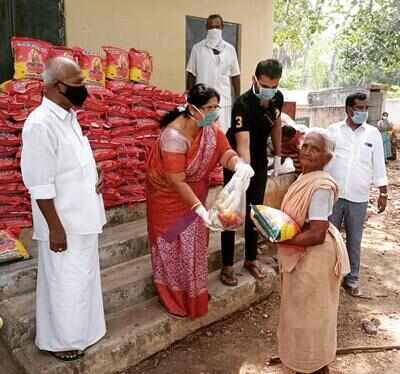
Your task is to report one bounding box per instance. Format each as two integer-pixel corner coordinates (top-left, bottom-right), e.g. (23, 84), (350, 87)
(244, 261), (266, 280)
(49, 350), (84, 361)
(220, 268), (238, 286)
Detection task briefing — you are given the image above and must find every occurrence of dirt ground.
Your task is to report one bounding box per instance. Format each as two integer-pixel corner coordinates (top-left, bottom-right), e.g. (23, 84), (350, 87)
(124, 160), (400, 374)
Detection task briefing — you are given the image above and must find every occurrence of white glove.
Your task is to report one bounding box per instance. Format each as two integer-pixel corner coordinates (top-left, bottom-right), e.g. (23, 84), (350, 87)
(273, 156), (281, 177)
(234, 161), (255, 180)
(194, 204), (212, 227)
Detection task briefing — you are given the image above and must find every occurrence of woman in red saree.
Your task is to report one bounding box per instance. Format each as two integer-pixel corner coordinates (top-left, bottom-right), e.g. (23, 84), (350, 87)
(146, 84), (253, 319)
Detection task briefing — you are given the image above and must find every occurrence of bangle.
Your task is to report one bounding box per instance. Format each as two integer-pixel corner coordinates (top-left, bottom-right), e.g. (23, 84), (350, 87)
(380, 193), (388, 197)
(191, 201), (201, 210)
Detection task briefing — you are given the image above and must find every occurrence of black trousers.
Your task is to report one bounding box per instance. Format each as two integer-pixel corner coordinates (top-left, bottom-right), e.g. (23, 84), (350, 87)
(220, 168), (268, 266)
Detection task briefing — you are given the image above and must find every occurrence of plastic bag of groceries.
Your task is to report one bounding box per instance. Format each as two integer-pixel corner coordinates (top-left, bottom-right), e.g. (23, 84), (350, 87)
(209, 175), (247, 231)
(250, 205), (300, 242)
(0, 230), (30, 264)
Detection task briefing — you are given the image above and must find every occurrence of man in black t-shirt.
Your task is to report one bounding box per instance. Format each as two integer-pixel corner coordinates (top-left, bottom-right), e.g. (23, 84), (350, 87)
(220, 59), (283, 286)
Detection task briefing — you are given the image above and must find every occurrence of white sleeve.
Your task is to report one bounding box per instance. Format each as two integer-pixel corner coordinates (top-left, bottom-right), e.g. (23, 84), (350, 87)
(308, 189), (334, 221)
(186, 45), (197, 76)
(372, 129), (388, 187)
(230, 47), (240, 77)
(21, 123), (57, 200)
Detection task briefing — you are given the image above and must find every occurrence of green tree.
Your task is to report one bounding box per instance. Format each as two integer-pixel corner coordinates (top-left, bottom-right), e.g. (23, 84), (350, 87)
(273, 0), (352, 89)
(336, 0), (400, 86)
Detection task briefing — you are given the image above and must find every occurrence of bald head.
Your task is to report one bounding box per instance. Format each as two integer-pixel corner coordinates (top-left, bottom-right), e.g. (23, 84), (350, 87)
(42, 57), (81, 86)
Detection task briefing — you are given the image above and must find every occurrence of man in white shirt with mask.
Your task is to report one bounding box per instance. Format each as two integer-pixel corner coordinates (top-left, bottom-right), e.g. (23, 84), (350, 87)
(21, 57), (106, 361)
(186, 14), (241, 133)
(327, 92), (388, 297)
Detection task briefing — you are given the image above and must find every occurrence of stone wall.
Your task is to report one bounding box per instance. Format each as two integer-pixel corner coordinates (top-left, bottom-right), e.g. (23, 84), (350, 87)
(295, 105), (345, 128)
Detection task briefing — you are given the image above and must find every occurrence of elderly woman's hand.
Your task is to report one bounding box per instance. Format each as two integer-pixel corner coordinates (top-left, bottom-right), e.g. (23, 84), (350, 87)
(281, 221), (328, 248)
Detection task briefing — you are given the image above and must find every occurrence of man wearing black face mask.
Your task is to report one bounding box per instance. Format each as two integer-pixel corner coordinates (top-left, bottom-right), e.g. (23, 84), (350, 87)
(21, 57), (106, 361)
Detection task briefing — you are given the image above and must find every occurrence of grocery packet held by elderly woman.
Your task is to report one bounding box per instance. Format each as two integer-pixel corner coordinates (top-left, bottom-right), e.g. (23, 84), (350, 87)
(146, 84), (254, 319)
(276, 129), (350, 374)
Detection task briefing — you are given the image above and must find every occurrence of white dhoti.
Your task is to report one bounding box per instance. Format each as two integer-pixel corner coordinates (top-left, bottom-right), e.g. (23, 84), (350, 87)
(218, 105), (232, 134)
(35, 234), (106, 351)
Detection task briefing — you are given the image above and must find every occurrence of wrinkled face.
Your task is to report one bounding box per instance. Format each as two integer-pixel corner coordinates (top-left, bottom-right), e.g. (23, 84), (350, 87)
(299, 133), (331, 172)
(207, 17), (223, 30)
(60, 65), (84, 87)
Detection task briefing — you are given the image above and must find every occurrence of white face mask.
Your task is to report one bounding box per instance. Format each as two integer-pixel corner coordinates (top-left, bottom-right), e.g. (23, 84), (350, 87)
(206, 29), (223, 48)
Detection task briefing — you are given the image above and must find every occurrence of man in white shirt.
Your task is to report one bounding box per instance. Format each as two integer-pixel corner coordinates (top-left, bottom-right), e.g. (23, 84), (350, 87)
(21, 57), (106, 361)
(327, 92), (388, 297)
(186, 14), (240, 133)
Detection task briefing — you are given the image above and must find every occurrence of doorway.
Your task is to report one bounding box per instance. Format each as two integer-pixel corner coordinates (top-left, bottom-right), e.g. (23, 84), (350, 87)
(185, 15), (241, 89)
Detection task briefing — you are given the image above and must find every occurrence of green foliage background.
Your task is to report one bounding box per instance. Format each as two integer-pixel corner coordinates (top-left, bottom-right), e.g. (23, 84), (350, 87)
(273, 0), (400, 94)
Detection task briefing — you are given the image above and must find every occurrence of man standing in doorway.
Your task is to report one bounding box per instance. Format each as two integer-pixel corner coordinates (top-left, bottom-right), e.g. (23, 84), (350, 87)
(186, 14), (240, 133)
(21, 57), (106, 361)
(327, 92), (388, 297)
(220, 59), (283, 286)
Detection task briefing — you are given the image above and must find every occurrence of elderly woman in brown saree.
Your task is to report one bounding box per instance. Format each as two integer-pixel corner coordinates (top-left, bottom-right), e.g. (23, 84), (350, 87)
(277, 128), (350, 374)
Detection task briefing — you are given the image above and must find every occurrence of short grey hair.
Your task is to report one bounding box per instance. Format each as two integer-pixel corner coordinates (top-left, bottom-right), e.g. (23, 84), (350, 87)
(307, 127), (335, 156)
(42, 57), (79, 86)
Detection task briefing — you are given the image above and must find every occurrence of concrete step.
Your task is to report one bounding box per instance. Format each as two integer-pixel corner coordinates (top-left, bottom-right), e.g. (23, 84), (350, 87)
(0, 232), (245, 350)
(0, 220), (149, 300)
(1, 187), (222, 301)
(11, 262), (277, 374)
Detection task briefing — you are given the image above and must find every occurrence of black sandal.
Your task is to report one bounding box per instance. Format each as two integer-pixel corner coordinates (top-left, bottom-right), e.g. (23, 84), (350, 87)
(49, 350), (84, 361)
(220, 268), (238, 286)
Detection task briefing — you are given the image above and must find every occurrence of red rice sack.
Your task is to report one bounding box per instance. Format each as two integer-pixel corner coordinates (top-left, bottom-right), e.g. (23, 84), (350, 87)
(75, 49), (106, 86)
(0, 146), (18, 158)
(0, 158), (19, 170)
(129, 49), (153, 84)
(97, 160), (121, 172)
(93, 149), (118, 162)
(0, 79), (43, 95)
(11, 37), (52, 80)
(105, 80), (134, 95)
(49, 46), (75, 60)
(0, 134), (20, 147)
(0, 171), (22, 184)
(103, 46), (129, 81)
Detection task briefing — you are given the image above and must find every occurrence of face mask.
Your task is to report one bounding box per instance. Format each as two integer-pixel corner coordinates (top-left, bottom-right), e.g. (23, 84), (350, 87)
(206, 29), (223, 49)
(59, 81), (88, 107)
(352, 110), (368, 125)
(253, 77), (277, 100)
(193, 106), (219, 127)
(207, 29), (222, 42)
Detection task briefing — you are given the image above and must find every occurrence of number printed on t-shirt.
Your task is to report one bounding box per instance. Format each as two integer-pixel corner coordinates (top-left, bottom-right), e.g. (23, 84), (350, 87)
(235, 115), (243, 128)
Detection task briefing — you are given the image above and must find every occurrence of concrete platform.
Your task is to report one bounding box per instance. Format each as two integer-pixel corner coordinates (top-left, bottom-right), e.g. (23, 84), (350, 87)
(0, 187), (278, 374)
(0, 231), (245, 350)
(11, 263), (276, 374)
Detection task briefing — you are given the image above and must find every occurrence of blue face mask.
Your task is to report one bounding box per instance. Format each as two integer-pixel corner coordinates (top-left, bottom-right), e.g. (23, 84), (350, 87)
(253, 77), (277, 100)
(193, 107), (219, 127)
(352, 110), (368, 125)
